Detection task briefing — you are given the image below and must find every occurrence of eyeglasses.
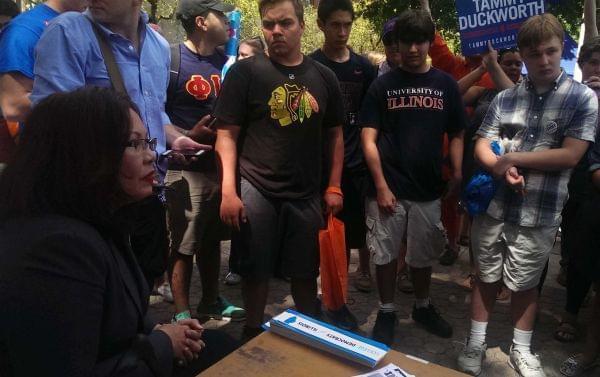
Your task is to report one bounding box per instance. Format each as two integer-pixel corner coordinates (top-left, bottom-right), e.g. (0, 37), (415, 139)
(125, 137), (157, 152)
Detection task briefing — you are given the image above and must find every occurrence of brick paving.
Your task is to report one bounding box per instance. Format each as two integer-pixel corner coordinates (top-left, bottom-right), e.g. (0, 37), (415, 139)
(149, 241), (597, 376)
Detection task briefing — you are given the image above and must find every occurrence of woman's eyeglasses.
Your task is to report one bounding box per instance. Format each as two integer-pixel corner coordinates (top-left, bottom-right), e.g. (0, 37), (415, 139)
(125, 137), (157, 152)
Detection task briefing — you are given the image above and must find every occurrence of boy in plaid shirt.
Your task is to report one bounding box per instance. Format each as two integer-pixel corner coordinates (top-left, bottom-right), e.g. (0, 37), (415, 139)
(458, 14), (598, 377)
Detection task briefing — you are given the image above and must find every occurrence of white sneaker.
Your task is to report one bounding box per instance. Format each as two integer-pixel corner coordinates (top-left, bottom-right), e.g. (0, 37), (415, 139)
(457, 339), (487, 376)
(157, 282), (174, 303)
(225, 272), (242, 285)
(509, 345), (546, 377)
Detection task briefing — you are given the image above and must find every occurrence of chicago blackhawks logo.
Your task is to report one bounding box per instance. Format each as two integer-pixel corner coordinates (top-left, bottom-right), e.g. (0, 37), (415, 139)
(185, 74), (221, 101)
(267, 84), (319, 127)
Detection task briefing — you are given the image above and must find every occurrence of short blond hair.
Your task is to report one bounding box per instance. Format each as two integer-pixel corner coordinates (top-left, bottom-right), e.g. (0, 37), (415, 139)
(517, 13), (564, 51)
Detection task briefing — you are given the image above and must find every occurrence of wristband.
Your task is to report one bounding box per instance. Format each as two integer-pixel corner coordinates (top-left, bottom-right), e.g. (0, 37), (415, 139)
(326, 186), (343, 198)
(172, 310), (191, 323)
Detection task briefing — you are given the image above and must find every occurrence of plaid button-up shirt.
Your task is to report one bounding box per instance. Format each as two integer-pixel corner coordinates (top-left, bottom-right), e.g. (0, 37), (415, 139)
(477, 72), (598, 227)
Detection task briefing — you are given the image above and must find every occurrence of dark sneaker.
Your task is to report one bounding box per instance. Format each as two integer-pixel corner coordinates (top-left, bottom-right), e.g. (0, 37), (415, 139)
(371, 311), (396, 346)
(196, 296), (246, 321)
(439, 246), (458, 266)
(353, 272), (373, 293)
(326, 304), (358, 331)
(412, 303), (453, 338)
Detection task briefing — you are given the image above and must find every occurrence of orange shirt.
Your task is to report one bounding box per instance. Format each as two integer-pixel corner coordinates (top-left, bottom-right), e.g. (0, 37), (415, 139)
(430, 32), (494, 88)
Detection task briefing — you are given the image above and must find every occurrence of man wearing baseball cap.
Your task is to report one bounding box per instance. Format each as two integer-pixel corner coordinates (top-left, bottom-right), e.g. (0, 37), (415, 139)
(165, 0), (246, 324)
(176, 0), (234, 19)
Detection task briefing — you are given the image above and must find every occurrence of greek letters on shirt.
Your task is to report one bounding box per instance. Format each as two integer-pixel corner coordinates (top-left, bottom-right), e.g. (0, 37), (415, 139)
(185, 74), (221, 101)
(386, 87), (445, 111)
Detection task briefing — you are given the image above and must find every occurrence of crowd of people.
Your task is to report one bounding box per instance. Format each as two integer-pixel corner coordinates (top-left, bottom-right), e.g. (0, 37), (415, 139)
(0, 0), (598, 376)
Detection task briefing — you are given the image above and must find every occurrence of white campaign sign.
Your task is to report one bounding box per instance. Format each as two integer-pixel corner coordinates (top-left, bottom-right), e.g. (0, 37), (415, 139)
(271, 310), (388, 363)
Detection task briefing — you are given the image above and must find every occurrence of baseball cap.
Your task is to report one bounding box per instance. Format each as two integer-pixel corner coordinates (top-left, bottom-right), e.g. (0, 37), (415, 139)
(381, 16), (399, 45)
(176, 0), (234, 20)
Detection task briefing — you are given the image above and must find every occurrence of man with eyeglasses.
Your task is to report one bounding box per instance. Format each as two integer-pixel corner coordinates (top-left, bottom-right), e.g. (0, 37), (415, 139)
(30, 0), (209, 290)
(164, 0), (245, 324)
(215, 0), (345, 342)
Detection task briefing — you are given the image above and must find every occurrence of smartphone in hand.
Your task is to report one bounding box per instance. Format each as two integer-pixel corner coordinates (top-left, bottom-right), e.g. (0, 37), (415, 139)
(161, 149), (206, 158)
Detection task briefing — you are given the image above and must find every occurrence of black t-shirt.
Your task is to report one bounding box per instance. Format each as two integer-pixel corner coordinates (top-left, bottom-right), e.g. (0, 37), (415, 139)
(166, 43), (226, 172)
(360, 67), (467, 201)
(309, 49), (376, 172)
(214, 54), (345, 199)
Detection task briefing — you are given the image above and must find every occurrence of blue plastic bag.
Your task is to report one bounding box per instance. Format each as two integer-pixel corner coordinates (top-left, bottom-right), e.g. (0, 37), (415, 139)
(462, 141), (502, 216)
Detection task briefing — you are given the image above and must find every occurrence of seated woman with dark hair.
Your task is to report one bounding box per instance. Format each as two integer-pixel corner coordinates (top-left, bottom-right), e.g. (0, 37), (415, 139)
(0, 87), (236, 377)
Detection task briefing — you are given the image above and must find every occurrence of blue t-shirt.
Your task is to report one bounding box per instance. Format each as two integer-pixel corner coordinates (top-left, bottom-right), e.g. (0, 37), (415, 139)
(0, 4), (59, 78)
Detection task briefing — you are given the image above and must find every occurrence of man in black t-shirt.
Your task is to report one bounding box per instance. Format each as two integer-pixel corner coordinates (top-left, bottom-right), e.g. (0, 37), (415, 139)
(360, 10), (466, 345)
(165, 0), (244, 324)
(309, 0), (376, 330)
(214, 0), (345, 341)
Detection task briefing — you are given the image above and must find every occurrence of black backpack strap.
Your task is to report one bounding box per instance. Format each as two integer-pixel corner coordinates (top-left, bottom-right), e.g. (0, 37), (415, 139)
(85, 15), (128, 97)
(167, 44), (181, 103)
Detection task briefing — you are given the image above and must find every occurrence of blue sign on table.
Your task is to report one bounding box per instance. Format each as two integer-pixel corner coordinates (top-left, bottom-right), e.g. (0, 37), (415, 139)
(456, 0), (545, 56)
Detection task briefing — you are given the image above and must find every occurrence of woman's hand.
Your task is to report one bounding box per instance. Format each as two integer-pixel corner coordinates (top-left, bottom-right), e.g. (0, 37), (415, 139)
(155, 322), (205, 364)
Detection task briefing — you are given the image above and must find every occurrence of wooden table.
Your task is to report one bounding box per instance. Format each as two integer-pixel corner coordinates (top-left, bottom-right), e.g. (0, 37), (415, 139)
(200, 331), (468, 376)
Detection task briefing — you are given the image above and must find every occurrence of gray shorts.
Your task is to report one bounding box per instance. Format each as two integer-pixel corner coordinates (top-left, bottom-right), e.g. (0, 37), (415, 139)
(471, 214), (558, 292)
(164, 170), (227, 256)
(233, 178), (323, 281)
(365, 197), (445, 268)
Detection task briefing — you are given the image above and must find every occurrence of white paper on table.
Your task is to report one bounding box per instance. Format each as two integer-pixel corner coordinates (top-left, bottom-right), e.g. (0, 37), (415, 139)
(353, 363), (416, 377)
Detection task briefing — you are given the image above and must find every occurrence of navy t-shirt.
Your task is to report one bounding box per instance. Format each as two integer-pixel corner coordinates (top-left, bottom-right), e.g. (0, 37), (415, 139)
(309, 49), (376, 173)
(166, 43), (226, 129)
(0, 4), (59, 79)
(166, 43), (226, 172)
(360, 67), (467, 201)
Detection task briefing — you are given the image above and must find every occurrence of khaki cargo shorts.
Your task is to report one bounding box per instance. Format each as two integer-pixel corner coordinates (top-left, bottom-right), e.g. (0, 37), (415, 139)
(471, 214), (558, 292)
(365, 198), (446, 268)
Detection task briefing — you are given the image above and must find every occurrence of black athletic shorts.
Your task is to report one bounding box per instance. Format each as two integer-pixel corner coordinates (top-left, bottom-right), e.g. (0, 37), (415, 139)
(232, 178), (324, 281)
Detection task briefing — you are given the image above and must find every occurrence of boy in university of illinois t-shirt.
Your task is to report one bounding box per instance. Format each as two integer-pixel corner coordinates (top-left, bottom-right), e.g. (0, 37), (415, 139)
(360, 9), (466, 346)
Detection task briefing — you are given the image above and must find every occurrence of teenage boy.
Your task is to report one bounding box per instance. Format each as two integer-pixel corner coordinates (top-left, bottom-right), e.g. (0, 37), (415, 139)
(165, 0), (244, 323)
(457, 14), (598, 377)
(360, 9), (466, 346)
(214, 0), (345, 341)
(378, 16), (401, 77)
(309, 0), (376, 328)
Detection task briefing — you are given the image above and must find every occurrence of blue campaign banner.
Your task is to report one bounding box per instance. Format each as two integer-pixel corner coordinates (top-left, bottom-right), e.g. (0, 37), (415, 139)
(457, 0), (545, 56)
